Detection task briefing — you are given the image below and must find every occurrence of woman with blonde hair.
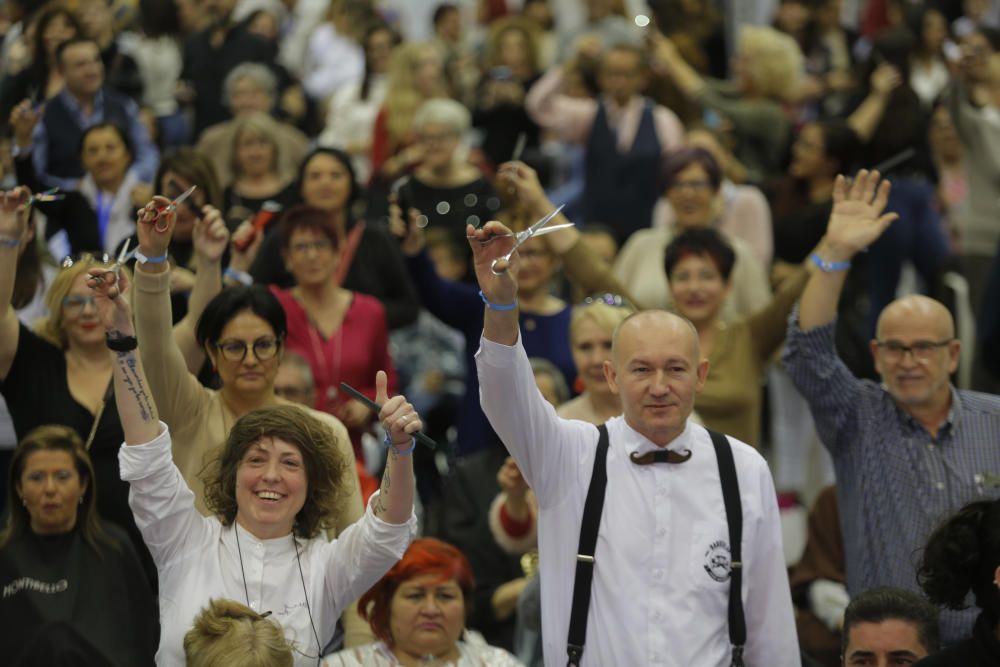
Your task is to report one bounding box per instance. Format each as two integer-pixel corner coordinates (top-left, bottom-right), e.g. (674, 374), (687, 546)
(652, 24), (803, 183)
(184, 599), (293, 667)
(370, 42), (447, 185)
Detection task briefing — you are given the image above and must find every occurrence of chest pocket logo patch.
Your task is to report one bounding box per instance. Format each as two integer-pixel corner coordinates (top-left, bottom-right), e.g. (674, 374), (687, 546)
(703, 540), (732, 582)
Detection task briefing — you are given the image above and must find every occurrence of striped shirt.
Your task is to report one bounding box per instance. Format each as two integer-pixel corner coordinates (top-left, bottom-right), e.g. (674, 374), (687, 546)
(783, 311), (1000, 643)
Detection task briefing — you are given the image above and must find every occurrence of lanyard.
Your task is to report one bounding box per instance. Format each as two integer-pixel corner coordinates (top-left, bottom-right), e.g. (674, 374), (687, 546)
(95, 190), (113, 248)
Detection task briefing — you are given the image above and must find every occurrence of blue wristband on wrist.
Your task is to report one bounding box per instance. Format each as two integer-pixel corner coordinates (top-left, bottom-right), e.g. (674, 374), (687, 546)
(0, 236), (21, 248)
(383, 433), (416, 456)
(224, 267), (253, 285)
(479, 289), (517, 311)
(810, 253), (851, 272)
(135, 249), (169, 265)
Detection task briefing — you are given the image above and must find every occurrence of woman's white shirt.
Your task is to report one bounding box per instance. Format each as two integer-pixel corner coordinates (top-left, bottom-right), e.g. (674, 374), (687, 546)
(317, 76), (388, 184)
(79, 170), (141, 255)
(323, 631), (525, 666)
(119, 423), (416, 667)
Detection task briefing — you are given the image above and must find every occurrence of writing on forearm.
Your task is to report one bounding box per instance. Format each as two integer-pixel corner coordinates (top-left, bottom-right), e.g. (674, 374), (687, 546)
(114, 351), (156, 423)
(372, 448), (394, 516)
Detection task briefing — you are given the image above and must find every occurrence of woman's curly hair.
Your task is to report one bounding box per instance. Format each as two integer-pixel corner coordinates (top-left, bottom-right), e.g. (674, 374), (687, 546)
(202, 404), (351, 539)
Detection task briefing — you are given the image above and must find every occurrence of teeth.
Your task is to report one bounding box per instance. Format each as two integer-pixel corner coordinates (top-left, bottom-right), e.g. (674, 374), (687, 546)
(256, 491), (282, 500)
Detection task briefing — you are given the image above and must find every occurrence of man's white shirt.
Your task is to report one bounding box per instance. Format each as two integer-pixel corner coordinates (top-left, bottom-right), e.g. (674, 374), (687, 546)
(476, 336), (799, 666)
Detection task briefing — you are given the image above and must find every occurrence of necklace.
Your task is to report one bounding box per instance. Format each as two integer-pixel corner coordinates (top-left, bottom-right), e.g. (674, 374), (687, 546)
(234, 524), (323, 664)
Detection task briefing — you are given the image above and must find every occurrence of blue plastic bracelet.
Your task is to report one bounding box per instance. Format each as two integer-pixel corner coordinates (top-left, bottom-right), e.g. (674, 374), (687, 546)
(383, 434), (416, 457)
(134, 249), (169, 265)
(479, 289), (517, 311)
(809, 253), (851, 272)
(0, 236), (21, 248)
(224, 267), (253, 285)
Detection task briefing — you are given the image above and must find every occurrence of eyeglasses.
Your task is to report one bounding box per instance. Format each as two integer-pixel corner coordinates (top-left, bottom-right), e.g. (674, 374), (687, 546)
(583, 293), (635, 310)
(288, 239), (334, 256)
(215, 337), (281, 362)
(875, 339), (953, 362)
(62, 294), (98, 314)
(668, 179), (713, 193)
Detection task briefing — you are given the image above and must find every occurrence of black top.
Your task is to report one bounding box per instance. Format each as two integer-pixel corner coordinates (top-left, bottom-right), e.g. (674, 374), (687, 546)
(102, 40), (143, 102)
(249, 220), (420, 329)
(0, 324), (155, 583)
(0, 524), (158, 666)
(181, 24), (275, 136)
(222, 182), (298, 228)
(14, 153), (103, 254)
(915, 613), (1000, 666)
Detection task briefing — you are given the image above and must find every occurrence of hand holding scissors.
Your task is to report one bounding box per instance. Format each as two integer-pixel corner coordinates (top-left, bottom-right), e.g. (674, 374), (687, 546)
(486, 204), (565, 275)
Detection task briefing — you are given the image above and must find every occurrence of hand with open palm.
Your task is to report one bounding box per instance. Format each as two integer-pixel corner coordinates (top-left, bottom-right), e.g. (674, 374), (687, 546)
(824, 169), (898, 260)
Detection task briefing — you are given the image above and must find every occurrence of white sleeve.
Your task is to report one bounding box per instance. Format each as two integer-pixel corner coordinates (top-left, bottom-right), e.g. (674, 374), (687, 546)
(118, 423), (213, 567)
(475, 336), (597, 509)
(743, 459), (801, 664)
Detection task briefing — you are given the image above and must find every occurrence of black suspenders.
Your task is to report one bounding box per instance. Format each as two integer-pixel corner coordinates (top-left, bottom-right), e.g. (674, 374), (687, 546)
(566, 427), (746, 667)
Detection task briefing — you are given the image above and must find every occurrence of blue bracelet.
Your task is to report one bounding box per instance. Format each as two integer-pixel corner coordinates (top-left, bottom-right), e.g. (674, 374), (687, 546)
(224, 267), (253, 285)
(383, 433), (416, 457)
(479, 289), (517, 311)
(810, 253), (851, 272)
(0, 236), (21, 248)
(134, 249), (169, 265)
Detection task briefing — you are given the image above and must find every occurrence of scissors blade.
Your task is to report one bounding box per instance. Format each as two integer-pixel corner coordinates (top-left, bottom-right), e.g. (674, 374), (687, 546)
(528, 222), (575, 237)
(166, 185), (197, 211)
(515, 204), (566, 245)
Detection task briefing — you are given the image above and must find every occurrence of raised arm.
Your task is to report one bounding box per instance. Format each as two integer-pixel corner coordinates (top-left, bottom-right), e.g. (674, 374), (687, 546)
(87, 269), (160, 444)
(371, 370), (416, 525)
(847, 64), (901, 143)
(0, 187), (31, 380)
(173, 206), (229, 373)
(799, 170), (898, 331)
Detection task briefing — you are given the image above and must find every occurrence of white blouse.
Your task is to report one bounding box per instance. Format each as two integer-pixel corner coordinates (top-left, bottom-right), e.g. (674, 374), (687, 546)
(323, 631), (524, 666)
(119, 424), (416, 667)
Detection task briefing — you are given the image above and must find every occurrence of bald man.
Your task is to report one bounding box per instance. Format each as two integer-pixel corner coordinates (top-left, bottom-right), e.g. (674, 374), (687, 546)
(783, 170), (1000, 644)
(470, 221), (798, 665)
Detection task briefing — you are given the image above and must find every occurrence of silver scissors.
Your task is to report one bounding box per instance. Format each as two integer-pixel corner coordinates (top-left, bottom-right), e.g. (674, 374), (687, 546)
(153, 185), (197, 232)
(488, 204), (566, 275)
(17, 187), (65, 211)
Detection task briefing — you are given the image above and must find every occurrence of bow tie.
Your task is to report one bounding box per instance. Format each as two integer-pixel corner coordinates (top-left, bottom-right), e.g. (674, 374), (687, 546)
(629, 449), (693, 465)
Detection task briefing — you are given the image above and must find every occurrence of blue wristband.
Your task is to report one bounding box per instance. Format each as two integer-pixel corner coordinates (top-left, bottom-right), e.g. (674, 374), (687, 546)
(0, 236), (21, 248)
(134, 249), (169, 265)
(224, 267), (253, 285)
(810, 253), (851, 272)
(383, 433), (416, 457)
(479, 289), (517, 311)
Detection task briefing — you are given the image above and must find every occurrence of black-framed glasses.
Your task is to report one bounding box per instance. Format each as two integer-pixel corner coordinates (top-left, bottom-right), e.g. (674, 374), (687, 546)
(62, 294), (98, 314)
(875, 339), (953, 362)
(215, 337), (281, 362)
(582, 293), (636, 310)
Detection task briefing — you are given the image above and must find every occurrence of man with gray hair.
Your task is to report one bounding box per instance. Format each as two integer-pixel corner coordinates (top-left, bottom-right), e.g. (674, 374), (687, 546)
(195, 63), (309, 185)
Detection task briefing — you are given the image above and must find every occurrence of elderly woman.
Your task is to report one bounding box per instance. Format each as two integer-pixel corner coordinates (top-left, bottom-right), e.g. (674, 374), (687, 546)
(223, 112), (297, 224)
(247, 147), (420, 330)
(0, 425), (157, 666)
(324, 538), (522, 666)
(664, 227), (809, 447)
(917, 498), (1000, 664)
(614, 146), (770, 319)
(129, 196), (376, 646)
(0, 187), (153, 579)
(89, 252), (418, 666)
(652, 25), (803, 184)
(394, 98), (500, 276)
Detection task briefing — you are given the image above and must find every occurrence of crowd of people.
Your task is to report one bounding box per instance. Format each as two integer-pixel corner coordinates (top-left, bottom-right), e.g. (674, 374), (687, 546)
(1, 0), (1000, 665)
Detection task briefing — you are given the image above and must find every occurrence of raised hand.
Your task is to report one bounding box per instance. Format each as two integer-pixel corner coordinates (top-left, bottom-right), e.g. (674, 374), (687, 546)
(375, 370), (422, 448)
(496, 456), (528, 500)
(229, 219), (264, 272)
(825, 170), (898, 257)
(0, 187), (31, 241)
(467, 221), (519, 306)
(86, 268), (133, 336)
(9, 100), (41, 149)
(497, 161), (547, 214)
(192, 205), (229, 263)
(387, 193), (424, 257)
(135, 195), (175, 261)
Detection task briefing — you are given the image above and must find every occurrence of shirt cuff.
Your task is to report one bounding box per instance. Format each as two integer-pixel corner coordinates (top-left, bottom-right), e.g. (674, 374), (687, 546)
(118, 421), (172, 481)
(364, 491), (418, 532)
(475, 335), (521, 367)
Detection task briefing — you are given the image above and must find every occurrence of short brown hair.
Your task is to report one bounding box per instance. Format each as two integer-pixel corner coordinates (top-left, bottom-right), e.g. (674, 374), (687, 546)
(201, 405), (351, 539)
(183, 598), (293, 667)
(278, 205), (343, 254)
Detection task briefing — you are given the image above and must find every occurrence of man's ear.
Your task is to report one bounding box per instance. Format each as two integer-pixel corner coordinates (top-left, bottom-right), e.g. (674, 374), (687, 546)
(695, 359), (709, 392)
(603, 359), (619, 395)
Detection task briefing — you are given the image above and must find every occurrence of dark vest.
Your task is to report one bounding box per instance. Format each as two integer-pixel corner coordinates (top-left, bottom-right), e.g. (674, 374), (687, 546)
(583, 98), (662, 245)
(41, 89), (130, 182)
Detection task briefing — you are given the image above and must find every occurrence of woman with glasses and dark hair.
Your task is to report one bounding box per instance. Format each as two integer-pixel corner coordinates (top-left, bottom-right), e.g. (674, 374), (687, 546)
(129, 196), (374, 647)
(0, 187), (154, 581)
(0, 424), (157, 666)
(87, 258), (418, 667)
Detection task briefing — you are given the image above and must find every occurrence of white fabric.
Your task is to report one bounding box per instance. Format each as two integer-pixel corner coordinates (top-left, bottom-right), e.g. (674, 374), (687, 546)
(122, 34), (183, 116)
(809, 578), (850, 632)
(119, 424), (416, 667)
(277, 0), (329, 78)
(302, 24), (365, 101)
(317, 76), (388, 184)
(79, 169), (141, 255)
(323, 630), (524, 666)
(475, 337), (799, 667)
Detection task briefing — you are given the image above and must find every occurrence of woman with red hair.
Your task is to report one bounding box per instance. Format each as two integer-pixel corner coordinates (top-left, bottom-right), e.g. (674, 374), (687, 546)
(324, 538), (523, 666)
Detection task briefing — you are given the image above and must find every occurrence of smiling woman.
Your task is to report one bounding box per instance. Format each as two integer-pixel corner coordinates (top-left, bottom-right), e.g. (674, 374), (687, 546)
(324, 538), (523, 666)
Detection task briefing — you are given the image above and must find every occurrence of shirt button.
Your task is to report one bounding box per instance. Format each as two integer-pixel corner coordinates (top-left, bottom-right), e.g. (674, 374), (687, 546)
(652, 611), (662, 621)
(652, 568), (663, 580)
(651, 653), (661, 663)
(657, 527), (666, 538)
(936, 482), (945, 491)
